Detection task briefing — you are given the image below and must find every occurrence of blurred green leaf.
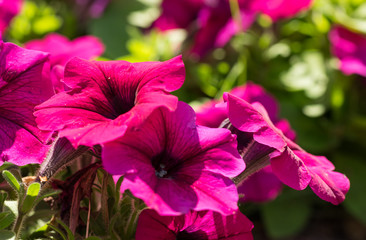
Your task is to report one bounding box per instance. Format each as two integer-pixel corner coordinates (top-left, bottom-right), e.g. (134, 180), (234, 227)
(0, 212), (15, 230)
(89, 1), (145, 58)
(0, 230), (15, 240)
(0, 192), (8, 211)
(334, 154), (366, 225)
(261, 190), (312, 238)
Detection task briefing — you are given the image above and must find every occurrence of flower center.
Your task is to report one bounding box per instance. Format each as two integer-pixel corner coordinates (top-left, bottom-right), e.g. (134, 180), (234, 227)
(176, 230), (207, 240)
(151, 151), (178, 179)
(155, 164), (168, 178)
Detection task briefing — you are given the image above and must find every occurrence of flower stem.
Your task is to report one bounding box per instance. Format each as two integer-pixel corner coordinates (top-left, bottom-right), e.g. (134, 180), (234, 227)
(229, 0), (243, 31)
(233, 154), (270, 186)
(12, 212), (25, 240)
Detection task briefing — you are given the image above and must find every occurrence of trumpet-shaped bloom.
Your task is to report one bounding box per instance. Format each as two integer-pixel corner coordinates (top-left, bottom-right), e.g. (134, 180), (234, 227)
(25, 33), (104, 67)
(272, 148), (350, 205)
(191, 1), (255, 57)
(102, 102), (244, 215)
(249, 0), (313, 21)
(35, 55), (185, 147)
(0, 0), (22, 33)
(329, 26), (366, 77)
(136, 209), (254, 240)
(152, 0), (204, 31)
(25, 33), (105, 92)
(152, 0), (312, 57)
(226, 93), (350, 204)
(0, 42), (53, 165)
(196, 82), (279, 128)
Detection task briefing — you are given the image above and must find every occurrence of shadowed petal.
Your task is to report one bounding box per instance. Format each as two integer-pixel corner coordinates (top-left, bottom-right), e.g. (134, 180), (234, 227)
(0, 42), (53, 165)
(136, 209), (254, 240)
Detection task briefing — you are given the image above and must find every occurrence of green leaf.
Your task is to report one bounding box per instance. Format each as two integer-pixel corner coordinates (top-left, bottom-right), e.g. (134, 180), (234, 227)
(3, 201), (18, 218)
(0, 192), (8, 211)
(48, 223), (67, 240)
(21, 182), (41, 214)
(55, 218), (75, 240)
(88, 1), (145, 58)
(0, 230), (15, 239)
(334, 154), (366, 225)
(0, 212), (15, 230)
(2, 171), (21, 193)
(85, 237), (102, 240)
(261, 190), (312, 238)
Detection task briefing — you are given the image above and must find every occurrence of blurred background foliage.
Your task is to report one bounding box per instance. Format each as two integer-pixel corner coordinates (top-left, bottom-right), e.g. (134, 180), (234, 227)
(2, 0), (366, 239)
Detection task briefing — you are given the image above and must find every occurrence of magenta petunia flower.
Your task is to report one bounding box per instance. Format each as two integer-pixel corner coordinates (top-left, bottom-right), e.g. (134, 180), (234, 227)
(226, 93), (350, 204)
(152, 0), (312, 57)
(249, 0), (313, 21)
(191, 1), (256, 57)
(196, 82), (279, 128)
(0, 0), (22, 33)
(25, 33), (105, 92)
(102, 102), (244, 216)
(34, 55), (185, 147)
(329, 26), (366, 77)
(76, 0), (110, 18)
(136, 209), (254, 240)
(238, 165), (282, 202)
(272, 148), (350, 205)
(152, 0), (204, 31)
(0, 41), (53, 165)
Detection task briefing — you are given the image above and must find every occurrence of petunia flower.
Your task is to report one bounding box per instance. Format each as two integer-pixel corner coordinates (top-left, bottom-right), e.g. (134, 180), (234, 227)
(196, 83), (290, 202)
(136, 209), (254, 240)
(226, 93), (350, 204)
(152, 0), (312, 57)
(0, 41), (53, 165)
(25, 33), (105, 92)
(196, 82), (279, 128)
(249, 0), (313, 21)
(0, 0), (22, 34)
(74, 0), (111, 18)
(272, 148), (350, 205)
(34, 55), (185, 147)
(191, 0), (256, 57)
(329, 26), (366, 77)
(152, 0), (204, 31)
(102, 102), (244, 215)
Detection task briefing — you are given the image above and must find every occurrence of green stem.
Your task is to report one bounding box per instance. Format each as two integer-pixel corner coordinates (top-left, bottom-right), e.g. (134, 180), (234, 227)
(233, 154), (270, 186)
(229, 0), (243, 31)
(12, 212), (25, 240)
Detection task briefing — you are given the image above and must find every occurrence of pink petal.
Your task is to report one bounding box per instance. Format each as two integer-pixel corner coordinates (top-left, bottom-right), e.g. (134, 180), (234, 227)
(0, 42), (53, 165)
(270, 147), (312, 190)
(329, 26), (366, 77)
